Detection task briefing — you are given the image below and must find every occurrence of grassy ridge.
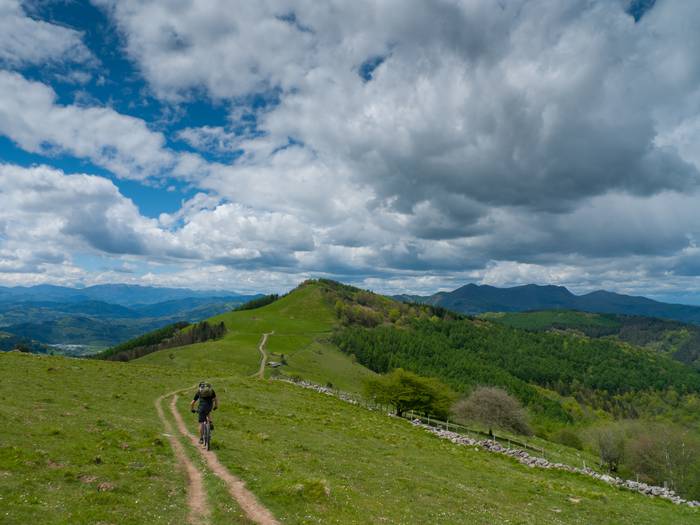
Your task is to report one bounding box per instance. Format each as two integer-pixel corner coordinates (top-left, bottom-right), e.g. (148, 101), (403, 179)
(138, 282), (373, 392)
(4, 281), (699, 523)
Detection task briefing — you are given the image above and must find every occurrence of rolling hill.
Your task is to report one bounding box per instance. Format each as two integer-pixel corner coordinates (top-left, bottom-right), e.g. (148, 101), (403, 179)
(0, 283), (250, 305)
(396, 283), (700, 325)
(2, 280), (699, 523)
(0, 285), (259, 352)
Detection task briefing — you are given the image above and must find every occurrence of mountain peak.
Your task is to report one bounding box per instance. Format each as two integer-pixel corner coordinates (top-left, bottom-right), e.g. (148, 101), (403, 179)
(401, 283), (700, 324)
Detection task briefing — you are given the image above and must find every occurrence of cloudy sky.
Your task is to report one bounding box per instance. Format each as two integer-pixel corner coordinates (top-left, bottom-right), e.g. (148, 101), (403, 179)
(1, 0), (699, 301)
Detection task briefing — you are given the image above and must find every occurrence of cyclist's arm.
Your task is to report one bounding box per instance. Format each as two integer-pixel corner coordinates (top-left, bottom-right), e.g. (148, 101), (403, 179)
(213, 391), (218, 410)
(190, 392), (199, 411)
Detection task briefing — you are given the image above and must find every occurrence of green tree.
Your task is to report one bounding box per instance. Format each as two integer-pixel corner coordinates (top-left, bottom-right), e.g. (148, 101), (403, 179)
(364, 369), (456, 419)
(593, 426), (625, 472)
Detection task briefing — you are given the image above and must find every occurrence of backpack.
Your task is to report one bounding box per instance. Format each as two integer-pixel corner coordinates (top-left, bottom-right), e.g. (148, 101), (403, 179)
(198, 383), (214, 399)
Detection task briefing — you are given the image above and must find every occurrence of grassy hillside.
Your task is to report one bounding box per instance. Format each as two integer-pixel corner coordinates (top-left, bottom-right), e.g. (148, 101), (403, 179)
(138, 280), (373, 393)
(0, 352), (239, 524)
(4, 280), (699, 523)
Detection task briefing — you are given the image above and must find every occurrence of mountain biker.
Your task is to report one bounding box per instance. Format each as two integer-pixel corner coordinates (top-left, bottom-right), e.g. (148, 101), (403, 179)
(190, 381), (218, 445)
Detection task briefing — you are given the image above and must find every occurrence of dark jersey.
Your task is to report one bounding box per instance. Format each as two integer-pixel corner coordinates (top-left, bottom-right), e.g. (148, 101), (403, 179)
(193, 390), (216, 411)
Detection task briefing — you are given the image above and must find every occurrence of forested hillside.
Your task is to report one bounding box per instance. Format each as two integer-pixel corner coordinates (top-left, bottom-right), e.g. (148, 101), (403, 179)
(324, 281), (700, 499)
(484, 310), (700, 370)
(333, 318), (700, 427)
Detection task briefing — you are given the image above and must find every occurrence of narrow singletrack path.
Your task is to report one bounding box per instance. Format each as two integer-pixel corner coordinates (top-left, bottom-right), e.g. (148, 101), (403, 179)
(255, 331), (274, 379)
(170, 394), (281, 525)
(155, 391), (210, 525)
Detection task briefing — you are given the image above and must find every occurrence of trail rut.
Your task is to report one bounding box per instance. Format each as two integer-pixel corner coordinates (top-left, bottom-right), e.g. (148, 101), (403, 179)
(155, 391), (210, 524)
(170, 394), (280, 525)
(255, 331), (274, 379)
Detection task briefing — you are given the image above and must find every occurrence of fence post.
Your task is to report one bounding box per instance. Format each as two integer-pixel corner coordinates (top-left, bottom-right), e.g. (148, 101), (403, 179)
(427, 415), (430, 427)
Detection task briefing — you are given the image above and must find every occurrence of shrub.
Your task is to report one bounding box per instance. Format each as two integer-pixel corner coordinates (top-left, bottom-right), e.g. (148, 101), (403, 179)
(593, 426), (625, 472)
(452, 386), (532, 436)
(553, 428), (583, 450)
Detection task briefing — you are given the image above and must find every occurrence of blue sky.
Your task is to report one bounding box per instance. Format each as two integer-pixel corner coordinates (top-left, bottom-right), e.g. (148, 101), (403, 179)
(1, 0), (700, 302)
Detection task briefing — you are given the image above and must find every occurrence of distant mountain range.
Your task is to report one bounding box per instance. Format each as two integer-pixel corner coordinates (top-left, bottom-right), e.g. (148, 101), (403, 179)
(0, 283), (243, 306)
(394, 283), (700, 325)
(0, 284), (259, 353)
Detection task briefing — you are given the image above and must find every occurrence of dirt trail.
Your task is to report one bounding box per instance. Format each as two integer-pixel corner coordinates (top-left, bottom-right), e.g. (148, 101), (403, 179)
(255, 332), (274, 379)
(155, 391), (210, 525)
(170, 394), (281, 525)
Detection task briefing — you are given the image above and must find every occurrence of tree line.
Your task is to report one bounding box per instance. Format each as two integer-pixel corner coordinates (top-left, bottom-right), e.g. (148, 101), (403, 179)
(96, 320), (226, 361)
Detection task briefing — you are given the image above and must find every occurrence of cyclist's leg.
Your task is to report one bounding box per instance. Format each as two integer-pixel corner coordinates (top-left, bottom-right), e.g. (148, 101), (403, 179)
(197, 409), (207, 441)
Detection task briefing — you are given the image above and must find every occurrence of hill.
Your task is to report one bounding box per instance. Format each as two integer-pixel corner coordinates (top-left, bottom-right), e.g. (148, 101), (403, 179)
(0, 287), (258, 352)
(0, 283), (251, 305)
(483, 310), (700, 370)
(3, 279), (700, 523)
(5, 348), (697, 524)
(396, 283), (700, 325)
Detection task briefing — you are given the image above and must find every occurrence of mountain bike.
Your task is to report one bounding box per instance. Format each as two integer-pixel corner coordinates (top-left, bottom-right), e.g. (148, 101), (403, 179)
(202, 418), (212, 451)
(192, 411), (213, 450)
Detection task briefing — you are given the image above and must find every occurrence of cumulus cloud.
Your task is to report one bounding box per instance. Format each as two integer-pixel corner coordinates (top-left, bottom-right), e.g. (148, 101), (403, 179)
(3, 1), (700, 296)
(0, 0), (93, 66)
(0, 163), (180, 258)
(177, 126), (241, 154)
(0, 71), (176, 180)
(0, 164), (320, 285)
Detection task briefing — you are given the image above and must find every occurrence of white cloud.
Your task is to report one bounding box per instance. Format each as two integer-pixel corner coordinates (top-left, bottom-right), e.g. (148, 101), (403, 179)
(0, 0), (93, 66)
(0, 71), (175, 180)
(0, 163), (179, 258)
(0, 163), (318, 286)
(99, 0), (700, 215)
(177, 126), (240, 153)
(4, 0), (700, 297)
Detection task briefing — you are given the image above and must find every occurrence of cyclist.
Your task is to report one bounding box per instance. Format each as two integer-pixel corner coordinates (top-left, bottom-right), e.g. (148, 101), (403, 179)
(190, 381), (218, 445)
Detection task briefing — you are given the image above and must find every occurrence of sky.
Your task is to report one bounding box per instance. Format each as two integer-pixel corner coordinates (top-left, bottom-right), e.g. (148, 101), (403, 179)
(1, 0), (700, 302)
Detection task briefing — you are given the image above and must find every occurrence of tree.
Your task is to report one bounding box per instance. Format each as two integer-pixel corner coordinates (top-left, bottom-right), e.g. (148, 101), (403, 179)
(452, 386), (532, 436)
(625, 422), (700, 496)
(593, 426), (625, 472)
(364, 368), (456, 419)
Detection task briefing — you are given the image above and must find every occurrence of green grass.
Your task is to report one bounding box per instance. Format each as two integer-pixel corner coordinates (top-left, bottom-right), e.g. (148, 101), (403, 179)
(139, 283), (374, 393)
(3, 282), (699, 523)
(173, 376), (698, 524)
(0, 352), (194, 524)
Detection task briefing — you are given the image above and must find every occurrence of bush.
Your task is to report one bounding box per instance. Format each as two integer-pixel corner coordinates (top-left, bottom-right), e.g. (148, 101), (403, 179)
(553, 428), (583, 450)
(453, 386), (532, 436)
(592, 426), (625, 472)
(364, 368), (456, 419)
(236, 294), (279, 311)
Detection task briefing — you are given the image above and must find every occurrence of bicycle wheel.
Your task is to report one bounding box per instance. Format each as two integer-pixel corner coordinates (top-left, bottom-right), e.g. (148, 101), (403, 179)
(204, 422), (211, 450)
